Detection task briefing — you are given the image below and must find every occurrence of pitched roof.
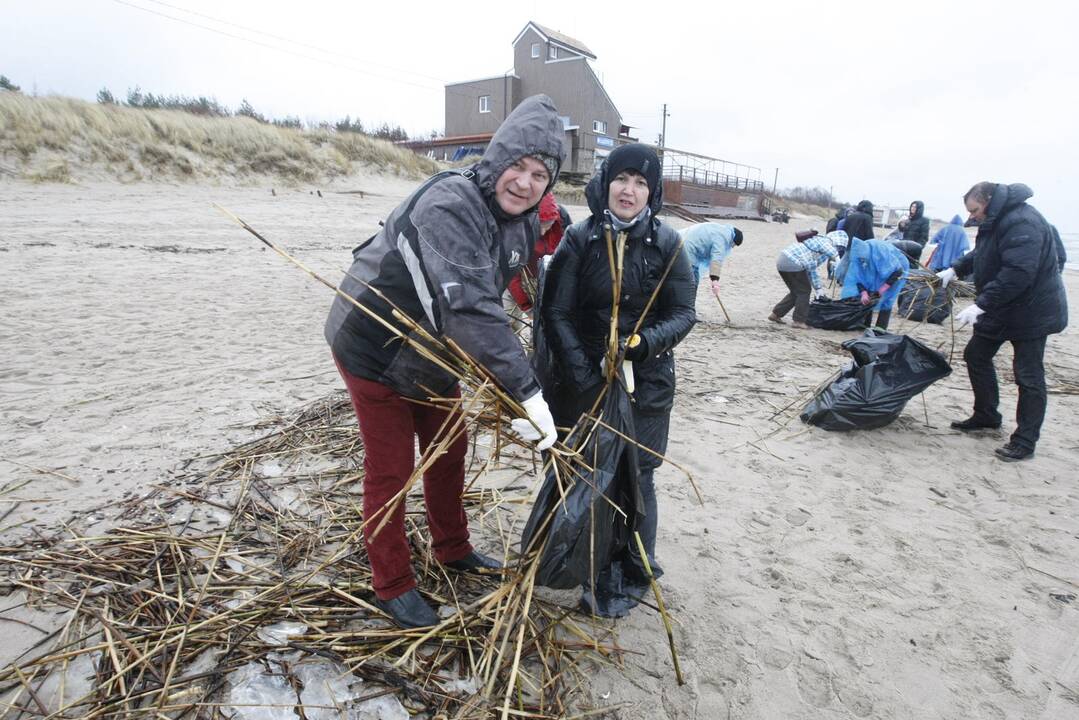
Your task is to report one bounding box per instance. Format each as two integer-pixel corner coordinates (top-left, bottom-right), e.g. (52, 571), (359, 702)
(513, 21), (596, 60)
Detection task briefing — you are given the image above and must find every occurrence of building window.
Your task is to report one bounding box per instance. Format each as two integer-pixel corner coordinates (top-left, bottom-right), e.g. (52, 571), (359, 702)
(479, 96), (490, 114)
(531, 43), (540, 58)
(549, 45), (557, 59)
(593, 120), (607, 135)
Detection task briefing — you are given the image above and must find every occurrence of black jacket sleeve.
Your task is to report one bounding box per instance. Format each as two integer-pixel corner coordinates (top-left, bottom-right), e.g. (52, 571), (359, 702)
(637, 236), (697, 355)
(952, 247), (976, 277)
(543, 226), (604, 393)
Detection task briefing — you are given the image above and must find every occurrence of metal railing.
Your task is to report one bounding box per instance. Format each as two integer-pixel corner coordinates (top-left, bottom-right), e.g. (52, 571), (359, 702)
(662, 166), (764, 192)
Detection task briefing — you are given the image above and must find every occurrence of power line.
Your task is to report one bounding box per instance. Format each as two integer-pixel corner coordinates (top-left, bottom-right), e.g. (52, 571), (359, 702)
(135, 0), (451, 87)
(108, 0), (488, 105)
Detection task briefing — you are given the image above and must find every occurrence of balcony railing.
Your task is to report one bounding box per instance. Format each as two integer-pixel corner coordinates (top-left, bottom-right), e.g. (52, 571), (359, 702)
(663, 167), (764, 193)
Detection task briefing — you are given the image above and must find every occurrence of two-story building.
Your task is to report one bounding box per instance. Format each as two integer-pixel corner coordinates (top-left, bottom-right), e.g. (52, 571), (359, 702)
(413, 22), (629, 177)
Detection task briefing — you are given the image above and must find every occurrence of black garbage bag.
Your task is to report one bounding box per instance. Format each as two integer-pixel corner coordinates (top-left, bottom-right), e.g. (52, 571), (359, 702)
(520, 380), (644, 590)
(800, 329), (952, 431)
(897, 270), (951, 324)
(807, 295), (875, 330)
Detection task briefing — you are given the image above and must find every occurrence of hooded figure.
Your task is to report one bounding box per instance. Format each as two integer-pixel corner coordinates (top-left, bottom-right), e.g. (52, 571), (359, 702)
(843, 200), (876, 242)
(324, 94), (566, 628)
(941, 182), (1068, 461)
(507, 192), (570, 311)
(836, 237), (909, 329)
(906, 200), (931, 248)
(680, 222), (743, 301)
(540, 142), (695, 617)
(928, 214), (971, 271)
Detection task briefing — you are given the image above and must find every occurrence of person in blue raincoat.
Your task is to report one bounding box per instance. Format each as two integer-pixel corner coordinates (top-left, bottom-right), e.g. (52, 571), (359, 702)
(679, 223), (743, 304)
(927, 215), (971, 272)
(836, 237), (909, 330)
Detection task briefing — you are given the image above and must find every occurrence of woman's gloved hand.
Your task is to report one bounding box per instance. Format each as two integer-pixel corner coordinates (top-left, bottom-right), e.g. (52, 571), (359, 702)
(623, 334), (649, 362)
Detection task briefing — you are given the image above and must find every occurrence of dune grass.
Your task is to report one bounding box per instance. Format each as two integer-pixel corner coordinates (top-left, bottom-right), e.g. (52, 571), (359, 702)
(0, 92), (440, 183)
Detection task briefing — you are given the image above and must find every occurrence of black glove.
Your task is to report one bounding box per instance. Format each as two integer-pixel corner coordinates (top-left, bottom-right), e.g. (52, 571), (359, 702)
(624, 335), (649, 362)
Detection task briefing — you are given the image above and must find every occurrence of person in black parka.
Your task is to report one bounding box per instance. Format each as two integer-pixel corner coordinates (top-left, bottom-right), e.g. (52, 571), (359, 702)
(906, 200), (931, 253)
(541, 143), (696, 617)
(937, 181), (1068, 461)
(844, 199), (876, 241)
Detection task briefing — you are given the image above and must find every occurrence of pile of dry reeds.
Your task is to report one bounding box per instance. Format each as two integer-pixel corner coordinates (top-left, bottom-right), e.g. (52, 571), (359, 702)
(1, 391), (632, 719)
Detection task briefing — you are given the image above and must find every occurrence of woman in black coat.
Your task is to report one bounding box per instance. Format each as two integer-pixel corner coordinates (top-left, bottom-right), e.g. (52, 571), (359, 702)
(541, 143), (696, 616)
(938, 182), (1068, 461)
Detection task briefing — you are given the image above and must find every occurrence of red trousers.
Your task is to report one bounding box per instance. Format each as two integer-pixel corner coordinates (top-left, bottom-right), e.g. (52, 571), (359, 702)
(334, 358), (472, 599)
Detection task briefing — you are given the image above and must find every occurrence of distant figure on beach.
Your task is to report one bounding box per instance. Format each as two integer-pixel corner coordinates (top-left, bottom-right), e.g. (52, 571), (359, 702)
(826, 207), (846, 234)
(927, 215), (971, 272)
(768, 229), (841, 328)
(323, 95), (565, 628)
(884, 218), (909, 242)
(503, 191), (571, 326)
(905, 201), (930, 254)
(836, 237), (909, 330)
(936, 181), (1068, 462)
(843, 200), (876, 241)
(679, 222), (743, 304)
(541, 143), (695, 617)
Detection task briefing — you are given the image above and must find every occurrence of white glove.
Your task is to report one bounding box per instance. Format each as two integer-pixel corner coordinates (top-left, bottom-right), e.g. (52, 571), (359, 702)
(816, 290), (828, 300)
(956, 304), (985, 328)
(936, 267), (957, 288)
(510, 391), (557, 451)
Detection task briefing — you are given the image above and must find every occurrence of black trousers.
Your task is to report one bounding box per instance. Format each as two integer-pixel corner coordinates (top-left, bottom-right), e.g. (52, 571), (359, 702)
(773, 270), (813, 323)
(963, 334), (1049, 451)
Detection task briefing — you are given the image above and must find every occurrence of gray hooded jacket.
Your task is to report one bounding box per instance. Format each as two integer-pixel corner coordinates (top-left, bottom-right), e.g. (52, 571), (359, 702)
(324, 95), (566, 400)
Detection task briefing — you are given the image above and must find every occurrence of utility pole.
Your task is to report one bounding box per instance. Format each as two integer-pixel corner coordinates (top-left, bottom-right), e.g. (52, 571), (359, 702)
(773, 168), (779, 195)
(659, 104), (670, 149)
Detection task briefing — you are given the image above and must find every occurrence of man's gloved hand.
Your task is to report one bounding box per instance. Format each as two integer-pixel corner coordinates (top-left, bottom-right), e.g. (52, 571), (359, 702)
(860, 290), (872, 306)
(510, 392), (557, 451)
(956, 304), (985, 328)
(877, 283), (891, 296)
(936, 267), (957, 288)
(709, 279), (722, 298)
(816, 290), (829, 301)
(623, 334), (649, 362)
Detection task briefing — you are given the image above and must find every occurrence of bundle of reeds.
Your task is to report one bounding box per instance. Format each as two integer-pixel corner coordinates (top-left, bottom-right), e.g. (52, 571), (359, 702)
(1, 213), (696, 718)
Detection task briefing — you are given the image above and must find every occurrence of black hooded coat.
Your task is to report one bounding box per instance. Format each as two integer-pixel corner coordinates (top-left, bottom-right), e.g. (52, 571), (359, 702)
(844, 200), (876, 241)
(952, 183), (1068, 341)
(906, 201), (930, 247)
(541, 156), (696, 464)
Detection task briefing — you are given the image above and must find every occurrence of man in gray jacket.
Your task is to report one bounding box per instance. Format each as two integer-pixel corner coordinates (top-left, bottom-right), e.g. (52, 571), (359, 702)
(325, 95), (564, 627)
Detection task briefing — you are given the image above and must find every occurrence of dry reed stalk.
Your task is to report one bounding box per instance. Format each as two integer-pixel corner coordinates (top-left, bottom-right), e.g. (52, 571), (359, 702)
(632, 532), (683, 686)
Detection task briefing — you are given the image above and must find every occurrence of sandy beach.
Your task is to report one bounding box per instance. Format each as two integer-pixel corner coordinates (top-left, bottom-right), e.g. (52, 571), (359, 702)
(3, 174), (1079, 719)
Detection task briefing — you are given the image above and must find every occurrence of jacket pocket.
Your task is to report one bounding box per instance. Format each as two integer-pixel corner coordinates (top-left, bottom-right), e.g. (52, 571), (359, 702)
(379, 331), (458, 400)
(632, 350), (676, 414)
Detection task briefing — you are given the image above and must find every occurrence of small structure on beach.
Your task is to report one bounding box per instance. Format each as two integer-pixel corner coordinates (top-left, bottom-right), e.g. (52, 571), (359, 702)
(659, 146), (769, 221)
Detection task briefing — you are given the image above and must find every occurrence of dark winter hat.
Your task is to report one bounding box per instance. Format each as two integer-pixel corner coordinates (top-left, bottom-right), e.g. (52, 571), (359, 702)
(733, 227), (744, 246)
(605, 143), (661, 200)
(856, 199), (874, 214)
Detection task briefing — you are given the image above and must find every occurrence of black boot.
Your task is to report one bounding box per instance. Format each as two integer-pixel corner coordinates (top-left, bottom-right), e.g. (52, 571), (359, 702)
(444, 551), (503, 574)
(950, 415), (1002, 431)
(375, 589), (439, 628)
(875, 310), (892, 331)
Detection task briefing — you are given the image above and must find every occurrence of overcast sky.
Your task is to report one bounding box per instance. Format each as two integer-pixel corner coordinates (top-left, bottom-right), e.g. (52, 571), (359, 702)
(4, 0), (1078, 228)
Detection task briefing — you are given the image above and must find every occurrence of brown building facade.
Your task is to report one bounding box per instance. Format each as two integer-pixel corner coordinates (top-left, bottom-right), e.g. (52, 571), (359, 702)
(442, 21), (627, 176)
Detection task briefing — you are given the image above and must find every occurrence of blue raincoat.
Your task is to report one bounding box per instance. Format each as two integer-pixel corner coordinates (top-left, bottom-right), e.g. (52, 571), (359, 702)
(927, 215), (971, 271)
(681, 223), (737, 283)
(837, 238), (909, 311)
